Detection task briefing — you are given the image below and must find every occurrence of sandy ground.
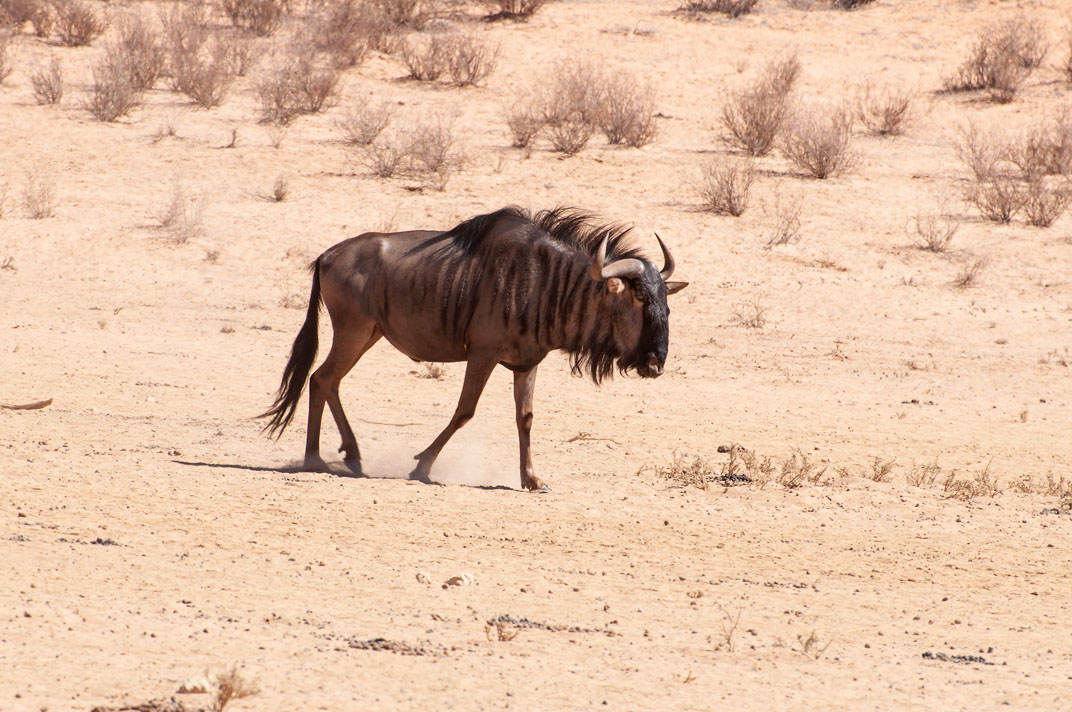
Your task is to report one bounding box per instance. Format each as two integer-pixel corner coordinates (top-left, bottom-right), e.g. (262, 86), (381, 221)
(2, 0), (1072, 709)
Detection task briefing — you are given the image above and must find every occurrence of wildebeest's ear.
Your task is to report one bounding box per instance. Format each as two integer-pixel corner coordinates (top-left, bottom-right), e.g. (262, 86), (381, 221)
(606, 277), (626, 294)
(664, 281), (688, 295)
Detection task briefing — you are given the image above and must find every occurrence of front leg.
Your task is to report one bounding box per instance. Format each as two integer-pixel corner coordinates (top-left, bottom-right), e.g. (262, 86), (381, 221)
(410, 354), (498, 484)
(513, 365), (546, 491)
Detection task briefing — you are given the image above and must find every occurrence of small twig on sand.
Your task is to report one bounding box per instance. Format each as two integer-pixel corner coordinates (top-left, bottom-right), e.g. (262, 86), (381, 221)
(1, 398), (52, 410)
(566, 431), (621, 445)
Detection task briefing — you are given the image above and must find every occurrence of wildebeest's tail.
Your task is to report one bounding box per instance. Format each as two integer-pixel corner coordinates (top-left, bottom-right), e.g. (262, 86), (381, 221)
(259, 261), (322, 438)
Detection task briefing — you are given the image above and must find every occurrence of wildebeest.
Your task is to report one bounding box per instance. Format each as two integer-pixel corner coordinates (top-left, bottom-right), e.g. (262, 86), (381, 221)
(260, 206), (687, 490)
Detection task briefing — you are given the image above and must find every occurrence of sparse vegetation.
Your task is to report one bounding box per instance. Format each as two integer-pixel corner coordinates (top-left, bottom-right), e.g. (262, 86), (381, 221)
(258, 47), (341, 124)
(968, 174), (1025, 223)
(22, 167), (56, 219)
(221, 0), (286, 38)
(30, 56), (63, 104)
(480, 0), (551, 21)
(831, 0), (875, 9)
(731, 296), (766, 328)
(400, 31), (452, 81)
(953, 258), (986, 288)
(115, 13), (166, 92)
(446, 32), (499, 87)
(697, 156), (754, 216)
(53, 0), (106, 47)
(210, 666), (259, 712)
(86, 47), (144, 122)
(780, 102), (855, 179)
(1022, 177), (1071, 228)
(856, 82), (913, 136)
(910, 212), (958, 252)
(263, 174), (288, 202)
(157, 181), (203, 242)
(677, 0), (758, 18)
(336, 99), (394, 146)
(764, 191), (803, 248)
(721, 53), (800, 156)
(596, 69), (657, 147)
(504, 96), (543, 148)
(945, 15), (1046, 103)
(407, 116), (461, 190)
(0, 30), (12, 86)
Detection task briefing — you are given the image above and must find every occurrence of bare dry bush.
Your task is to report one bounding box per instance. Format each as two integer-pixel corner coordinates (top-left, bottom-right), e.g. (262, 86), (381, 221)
(1, 0), (39, 29)
(953, 123), (1010, 182)
(831, 0), (875, 8)
(218, 31), (263, 76)
(310, 0), (373, 69)
(541, 59), (604, 155)
(504, 97), (543, 148)
(597, 69), (657, 147)
(378, 0), (440, 30)
(764, 191), (802, 248)
(480, 0), (551, 21)
(945, 15), (1045, 103)
(1023, 177), (1071, 228)
(697, 156), (754, 216)
(408, 117), (459, 190)
(547, 115), (594, 155)
(968, 174), (1025, 223)
(856, 82), (912, 136)
(30, 55), (62, 104)
(175, 37), (237, 109)
(952, 257), (986, 288)
(161, 2), (210, 86)
(0, 29), (12, 85)
(400, 31), (452, 81)
(29, 2), (54, 37)
(678, 0), (757, 17)
(446, 32), (498, 87)
(721, 53), (800, 156)
(336, 99), (394, 146)
(257, 48), (340, 123)
(780, 103), (855, 179)
(115, 14), (166, 92)
(778, 450), (827, 489)
(731, 295), (766, 328)
(157, 181), (204, 243)
(942, 461), (1001, 501)
(361, 135), (408, 177)
(53, 0), (105, 47)
(1010, 112), (1072, 178)
(86, 50), (142, 121)
(221, 0), (286, 37)
(22, 167), (56, 218)
(905, 459), (942, 487)
(210, 666), (258, 712)
(909, 212), (958, 252)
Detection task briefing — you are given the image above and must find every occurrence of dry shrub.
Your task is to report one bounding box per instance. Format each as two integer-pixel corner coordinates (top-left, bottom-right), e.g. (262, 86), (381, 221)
(721, 53), (800, 156)
(910, 212), (958, 252)
(778, 450), (827, 489)
(1023, 177), (1071, 228)
(218, 30), (263, 76)
(53, 0), (105, 47)
(541, 58), (603, 155)
(480, 0), (550, 21)
(157, 181), (204, 243)
(831, 0), (875, 8)
(731, 295), (766, 328)
(698, 156), (754, 216)
(856, 82), (913, 136)
(1010, 112), (1072, 178)
(780, 102), (855, 179)
(677, 0), (758, 18)
(310, 0), (373, 69)
(175, 37), (237, 109)
(336, 99), (394, 146)
(953, 122), (1009, 182)
(30, 55), (62, 104)
(378, 0), (441, 30)
(504, 97), (543, 148)
(1, 0), (40, 29)
(597, 69), (657, 147)
(22, 167), (56, 218)
(952, 257), (986, 288)
(905, 459), (942, 487)
(408, 116), (459, 190)
(0, 29), (12, 86)
(362, 137), (408, 178)
(220, 0), (287, 37)
(257, 47), (340, 123)
(400, 31), (452, 81)
(764, 191), (802, 248)
(968, 174), (1025, 223)
(115, 14), (166, 92)
(161, 2), (210, 85)
(210, 666), (258, 712)
(942, 462), (1001, 501)
(945, 15), (1045, 103)
(86, 49), (142, 121)
(446, 32), (498, 86)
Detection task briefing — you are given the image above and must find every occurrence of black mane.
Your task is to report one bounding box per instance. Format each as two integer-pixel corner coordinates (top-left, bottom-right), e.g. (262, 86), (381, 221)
(436, 206), (644, 262)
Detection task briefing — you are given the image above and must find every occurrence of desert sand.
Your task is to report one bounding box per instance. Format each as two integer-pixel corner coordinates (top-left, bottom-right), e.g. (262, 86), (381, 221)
(2, 1), (1071, 710)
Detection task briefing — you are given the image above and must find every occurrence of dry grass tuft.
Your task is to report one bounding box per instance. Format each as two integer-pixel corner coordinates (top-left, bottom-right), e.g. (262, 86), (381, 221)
(504, 96), (543, 148)
(221, 0), (286, 38)
(720, 53), (799, 157)
(407, 116), (461, 190)
(910, 212), (958, 252)
(400, 31), (453, 81)
(780, 102), (855, 179)
(86, 50), (142, 122)
(480, 0), (551, 21)
(115, 13), (166, 92)
(30, 56), (63, 104)
(1022, 177), (1071, 228)
(731, 296), (766, 328)
(856, 82), (913, 136)
(952, 257), (986, 289)
(210, 666), (259, 712)
(22, 167), (56, 219)
(697, 156), (754, 216)
(967, 174), (1025, 223)
(764, 191), (803, 248)
(157, 182), (203, 243)
(905, 459), (942, 487)
(942, 461), (1001, 501)
(446, 32), (499, 87)
(258, 47), (341, 124)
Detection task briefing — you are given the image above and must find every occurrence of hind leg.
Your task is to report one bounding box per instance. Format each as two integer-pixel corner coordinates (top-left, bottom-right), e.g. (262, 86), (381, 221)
(304, 321), (381, 473)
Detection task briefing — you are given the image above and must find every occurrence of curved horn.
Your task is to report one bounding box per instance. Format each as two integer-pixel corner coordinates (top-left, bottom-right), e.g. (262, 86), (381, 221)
(655, 232), (675, 281)
(589, 232), (646, 281)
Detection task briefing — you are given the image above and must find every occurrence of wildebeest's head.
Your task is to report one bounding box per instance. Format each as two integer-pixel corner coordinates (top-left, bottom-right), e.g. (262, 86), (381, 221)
(589, 233), (688, 378)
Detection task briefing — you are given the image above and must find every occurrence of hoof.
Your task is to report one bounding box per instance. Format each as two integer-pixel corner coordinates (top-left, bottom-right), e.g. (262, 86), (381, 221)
(302, 456), (330, 473)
